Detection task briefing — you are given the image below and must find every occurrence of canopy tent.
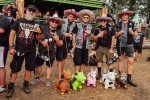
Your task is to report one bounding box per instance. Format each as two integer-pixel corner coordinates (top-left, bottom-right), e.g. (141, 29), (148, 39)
(0, 0), (105, 19)
(43, 0), (104, 9)
(0, 0), (15, 5)
(24, 0), (104, 16)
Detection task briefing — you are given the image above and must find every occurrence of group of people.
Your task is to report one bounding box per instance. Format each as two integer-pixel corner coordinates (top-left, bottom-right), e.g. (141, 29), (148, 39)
(0, 4), (147, 98)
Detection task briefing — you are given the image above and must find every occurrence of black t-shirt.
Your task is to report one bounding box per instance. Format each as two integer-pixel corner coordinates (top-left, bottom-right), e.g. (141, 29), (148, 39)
(94, 25), (115, 48)
(11, 8), (18, 18)
(38, 23), (64, 53)
(116, 21), (136, 47)
(134, 32), (145, 45)
(7, 15), (14, 25)
(11, 18), (37, 52)
(72, 24), (94, 49)
(0, 15), (11, 47)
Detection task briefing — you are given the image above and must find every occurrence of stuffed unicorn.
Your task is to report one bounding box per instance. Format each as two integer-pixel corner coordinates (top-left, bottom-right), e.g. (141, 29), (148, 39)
(100, 69), (116, 89)
(86, 68), (97, 87)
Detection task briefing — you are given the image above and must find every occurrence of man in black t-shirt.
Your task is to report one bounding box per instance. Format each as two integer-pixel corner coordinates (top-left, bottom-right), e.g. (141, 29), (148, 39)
(115, 9), (137, 87)
(134, 25), (146, 62)
(90, 12), (115, 80)
(0, 14), (11, 93)
(31, 14), (64, 86)
(6, 5), (42, 98)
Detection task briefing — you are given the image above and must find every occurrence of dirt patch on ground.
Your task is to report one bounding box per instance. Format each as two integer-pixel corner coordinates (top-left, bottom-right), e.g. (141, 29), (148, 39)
(0, 50), (150, 100)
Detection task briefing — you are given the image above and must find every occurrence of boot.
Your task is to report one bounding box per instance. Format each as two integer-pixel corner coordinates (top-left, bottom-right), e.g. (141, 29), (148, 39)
(109, 69), (113, 72)
(118, 70), (122, 75)
(127, 74), (137, 87)
(96, 67), (101, 80)
(61, 74), (64, 78)
(6, 83), (14, 98)
(23, 81), (31, 94)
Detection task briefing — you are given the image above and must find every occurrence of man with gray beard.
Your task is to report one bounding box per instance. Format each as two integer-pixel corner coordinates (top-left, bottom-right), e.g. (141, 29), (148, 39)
(6, 5), (42, 98)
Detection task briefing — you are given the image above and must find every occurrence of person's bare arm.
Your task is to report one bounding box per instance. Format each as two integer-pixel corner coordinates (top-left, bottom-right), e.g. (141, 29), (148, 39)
(0, 28), (5, 34)
(53, 34), (63, 47)
(72, 34), (76, 49)
(9, 30), (16, 55)
(142, 37), (146, 48)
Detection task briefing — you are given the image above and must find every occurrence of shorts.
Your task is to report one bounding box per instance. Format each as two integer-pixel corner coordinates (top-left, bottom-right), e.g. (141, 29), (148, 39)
(96, 46), (113, 63)
(56, 46), (67, 61)
(134, 43), (142, 53)
(116, 46), (134, 58)
(0, 46), (8, 68)
(73, 48), (88, 66)
(36, 50), (55, 67)
(10, 52), (36, 73)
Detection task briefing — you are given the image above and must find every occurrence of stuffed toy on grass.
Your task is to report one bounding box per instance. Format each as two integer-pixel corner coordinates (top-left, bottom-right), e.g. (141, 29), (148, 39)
(55, 69), (72, 94)
(116, 73), (127, 89)
(100, 70), (116, 89)
(70, 71), (86, 91)
(86, 68), (97, 87)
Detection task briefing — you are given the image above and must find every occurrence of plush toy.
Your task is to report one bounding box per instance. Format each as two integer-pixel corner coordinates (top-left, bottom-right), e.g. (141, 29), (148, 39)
(86, 68), (97, 87)
(116, 73), (127, 89)
(70, 71), (86, 91)
(100, 69), (116, 89)
(55, 69), (72, 95)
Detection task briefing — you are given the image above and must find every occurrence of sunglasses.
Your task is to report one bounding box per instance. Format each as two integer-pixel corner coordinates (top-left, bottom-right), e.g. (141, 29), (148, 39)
(28, 8), (36, 13)
(83, 16), (89, 19)
(51, 20), (58, 24)
(100, 20), (107, 22)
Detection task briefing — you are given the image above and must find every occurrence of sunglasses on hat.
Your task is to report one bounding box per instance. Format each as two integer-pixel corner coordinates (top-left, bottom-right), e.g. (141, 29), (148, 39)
(28, 8), (36, 13)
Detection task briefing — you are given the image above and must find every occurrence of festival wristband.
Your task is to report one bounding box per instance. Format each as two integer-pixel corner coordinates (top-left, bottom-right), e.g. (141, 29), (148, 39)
(9, 45), (15, 49)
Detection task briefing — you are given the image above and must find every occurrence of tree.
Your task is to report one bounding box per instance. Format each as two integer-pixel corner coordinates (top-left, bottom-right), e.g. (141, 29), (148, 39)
(111, 0), (150, 23)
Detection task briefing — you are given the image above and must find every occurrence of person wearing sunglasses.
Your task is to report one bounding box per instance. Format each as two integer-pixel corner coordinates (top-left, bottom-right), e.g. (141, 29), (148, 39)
(56, 9), (78, 79)
(6, 5), (43, 98)
(90, 8), (115, 80)
(72, 9), (95, 72)
(115, 9), (138, 87)
(31, 14), (64, 86)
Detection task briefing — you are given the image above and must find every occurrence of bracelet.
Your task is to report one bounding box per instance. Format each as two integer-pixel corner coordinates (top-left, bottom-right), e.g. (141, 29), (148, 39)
(9, 45), (15, 49)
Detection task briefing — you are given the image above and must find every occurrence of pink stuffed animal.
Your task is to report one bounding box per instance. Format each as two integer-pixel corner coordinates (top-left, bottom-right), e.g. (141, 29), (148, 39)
(86, 68), (97, 87)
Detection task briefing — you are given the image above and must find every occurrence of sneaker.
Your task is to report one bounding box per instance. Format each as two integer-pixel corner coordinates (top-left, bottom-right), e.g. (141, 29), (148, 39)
(0, 85), (7, 93)
(6, 84), (14, 98)
(45, 79), (51, 87)
(30, 78), (40, 85)
(23, 84), (31, 94)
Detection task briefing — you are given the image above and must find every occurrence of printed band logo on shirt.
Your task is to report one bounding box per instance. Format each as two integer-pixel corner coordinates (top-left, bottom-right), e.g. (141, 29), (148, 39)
(18, 22), (36, 44)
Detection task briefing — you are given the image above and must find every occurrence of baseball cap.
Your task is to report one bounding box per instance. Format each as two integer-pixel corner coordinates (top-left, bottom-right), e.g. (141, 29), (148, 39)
(26, 5), (37, 10)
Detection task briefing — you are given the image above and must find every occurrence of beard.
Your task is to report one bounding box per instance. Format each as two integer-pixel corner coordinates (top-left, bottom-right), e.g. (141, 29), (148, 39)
(25, 13), (35, 21)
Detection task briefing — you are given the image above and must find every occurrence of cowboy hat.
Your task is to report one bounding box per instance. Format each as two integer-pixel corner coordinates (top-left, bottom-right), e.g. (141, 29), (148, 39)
(96, 7), (112, 22)
(118, 8), (133, 18)
(64, 9), (78, 18)
(46, 14), (64, 26)
(78, 9), (95, 23)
